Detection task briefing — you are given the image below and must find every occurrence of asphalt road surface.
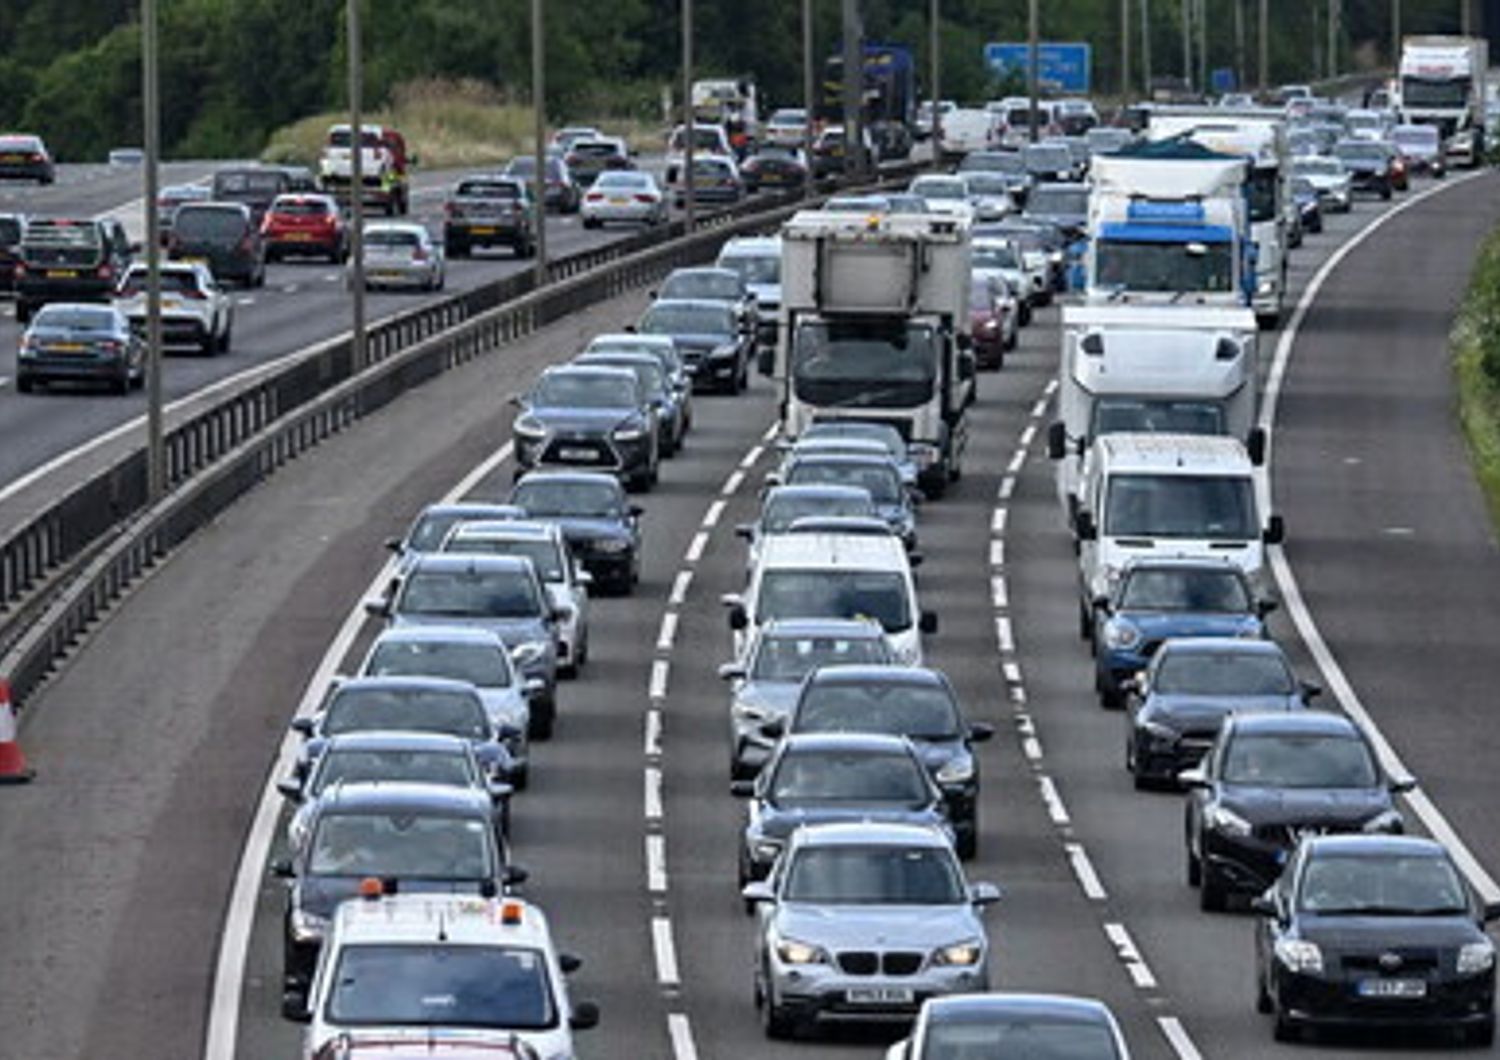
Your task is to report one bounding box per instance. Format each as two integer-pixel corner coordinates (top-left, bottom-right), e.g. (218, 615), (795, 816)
(0, 165), (1498, 1060)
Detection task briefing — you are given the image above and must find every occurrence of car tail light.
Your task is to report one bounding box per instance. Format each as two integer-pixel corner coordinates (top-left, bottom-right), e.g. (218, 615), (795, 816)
(99, 339), (123, 353)
(586, 192), (604, 202)
(98, 263), (113, 281)
(412, 246), (428, 262)
(634, 194), (657, 204)
(182, 286), (207, 300)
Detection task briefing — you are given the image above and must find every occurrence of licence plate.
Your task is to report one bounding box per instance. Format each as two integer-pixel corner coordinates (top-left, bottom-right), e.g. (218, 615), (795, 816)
(47, 269), (78, 278)
(846, 987), (913, 1005)
(1358, 978), (1427, 999)
(558, 447), (597, 461)
(470, 226), (496, 235)
(52, 343), (86, 353)
(285, 233), (313, 241)
(0, 154), (21, 163)
(374, 270), (402, 279)
(609, 197), (629, 205)
(183, 257), (208, 265)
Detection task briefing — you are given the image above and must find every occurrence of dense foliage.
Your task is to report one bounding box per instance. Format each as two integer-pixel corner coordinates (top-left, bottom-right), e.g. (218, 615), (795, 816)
(0, 0), (1476, 160)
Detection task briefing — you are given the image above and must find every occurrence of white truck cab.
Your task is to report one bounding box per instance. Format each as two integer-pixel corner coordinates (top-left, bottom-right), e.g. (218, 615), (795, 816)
(723, 531), (935, 666)
(301, 892), (597, 1060)
(1072, 434), (1283, 638)
(1046, 304), (1264, 521)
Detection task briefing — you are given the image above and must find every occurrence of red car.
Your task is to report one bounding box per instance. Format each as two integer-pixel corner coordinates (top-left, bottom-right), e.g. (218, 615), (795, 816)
(969, 273), (1017, 370)
(261, 193), (347, 263)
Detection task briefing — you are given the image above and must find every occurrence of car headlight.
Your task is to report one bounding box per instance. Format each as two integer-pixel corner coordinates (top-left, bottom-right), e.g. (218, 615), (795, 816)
(1458, 940), (1495, 975)
(1257, 278), (1275, 295)
(935, 757), (974, 785)
(592, 537), (629, 554)
(908, 442), (940, 469)
(753, 838), (785, 862)
(513, 415), (547, 441)
(893, 641), (920, 666)
(1049, 250), (1065, 264)
(1102, 620), (1141, 651)
(775, 936), (829, 965)
(1206, 803), (1253, 838)
(932, 938), (984, 966)
(1274, 938), (1323, 975)
(711, 343), (738, 362)
(732, 701), (775, 724)
(612, 423), (646, 442)
(1139, 720), (1178, 746)
(1361, 809), (1404, 834)
(290, 909), (329, 943)
(511, 640), (549, 667)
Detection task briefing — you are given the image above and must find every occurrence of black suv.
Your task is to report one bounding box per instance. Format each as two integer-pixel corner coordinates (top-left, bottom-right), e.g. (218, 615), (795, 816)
(168, 202), (266, 287)
(511, 364), (661, 490)
(15, 218), (133, 323)
(443, 175), (537, 258)
(0, 213), (25, 292)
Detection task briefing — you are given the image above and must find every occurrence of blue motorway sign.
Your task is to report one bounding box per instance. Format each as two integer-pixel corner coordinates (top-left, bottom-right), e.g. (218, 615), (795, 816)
(984, 42), (1092, 94)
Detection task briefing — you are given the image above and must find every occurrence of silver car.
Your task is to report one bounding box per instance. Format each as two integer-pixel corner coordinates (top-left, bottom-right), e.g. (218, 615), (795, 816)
(743, 822), (1000, 1039)
(439, 519), (592, 678)
(719, 617), (895, 778)
(581, 170), (667, 228)
(351, 221), (445, 291)
(357, 625), (534, 785)
(887, 993), (1132, 1059)
(1292, 156), (1353, 213)
(737, 483), (879, 573)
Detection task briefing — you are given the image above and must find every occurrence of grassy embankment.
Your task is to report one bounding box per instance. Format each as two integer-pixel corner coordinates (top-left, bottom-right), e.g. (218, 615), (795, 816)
(1453, 225), (1500, 531)
(260, 78), (662, 169)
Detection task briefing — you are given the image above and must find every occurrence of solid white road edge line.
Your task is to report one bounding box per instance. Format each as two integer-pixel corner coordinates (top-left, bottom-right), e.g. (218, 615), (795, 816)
(203, 441), (515, 1059)
(1261, 168), (1500, 904)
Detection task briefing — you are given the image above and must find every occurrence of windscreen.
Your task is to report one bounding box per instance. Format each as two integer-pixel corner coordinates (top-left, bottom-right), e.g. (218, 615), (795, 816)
(365, 639), (513, 687)
(791, 320), (936, 408)
(1090, 398), (1226, 439)
(1023, 145), (1072, 172)
(761, 491), (875, 533)
(212, 171), (284, 198)
(1400, 77), (1470, 109)
(117, 270), (199, 297)
(443, 536), (563, 583)
(963, 173), (1012, 197)
(795, 682), (960, 739)
(328, 944), (554, 1028)
(640, 303), (733, 337)
(399, 569), (542, 619)
(768, 750), (929, 803)
(1153, 650), (1294, 695)
(972, 243), (1021, 270)
(271, 198), (332, 216)
(1118, 568), (1250, 612)
(717, 252), (780, 286)
(911, 178), (966, 200)
(529, 372), (634, 409)
(310, 748), (473, 795)
(365, 228), (420, 247)
(750, 634), (891, 680)
(510, 479), (620, 517)
(1221, 733), (1378, 788)
(757, 570), (911, 632)
(783, 845), (964, 904)
(785, 460), (902, 504)
(661, 272), (740, 300)
(173, 209), (245, 239)
(1026, 186), (1089, 216)
(324, 687), (489, 738)
(457, 180), (521, 199)
(33, 306), (117, 331)
(1094, 240), (1235, 294)
(1246, 169), (1278, 223)
(1298, 854), (1468, 916)
(1103, 473), (1257, 540)
(921, 1020), (1120, 1059)
(308, 813), (491, 879)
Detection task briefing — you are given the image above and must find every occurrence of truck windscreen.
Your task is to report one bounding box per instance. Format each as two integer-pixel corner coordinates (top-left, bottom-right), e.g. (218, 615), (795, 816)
(1094, 240), (1234, 295)
(1091, 399), (1226, 440)
(1247, 170), (1278, 223)
(792, 320), (936, 408)
(1401, 78), (1470, 108)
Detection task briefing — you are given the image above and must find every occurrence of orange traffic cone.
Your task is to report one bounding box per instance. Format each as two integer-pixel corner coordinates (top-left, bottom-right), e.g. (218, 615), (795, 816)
(0, 679), (34, 784)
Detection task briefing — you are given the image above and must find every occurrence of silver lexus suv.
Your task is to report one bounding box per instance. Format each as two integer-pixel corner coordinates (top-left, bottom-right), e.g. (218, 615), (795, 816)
(742, 822), (1000, 1039)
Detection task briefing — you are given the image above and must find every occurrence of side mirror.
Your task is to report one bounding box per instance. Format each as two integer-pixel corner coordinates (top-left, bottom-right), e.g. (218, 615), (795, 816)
(1247, 426), (1268, 466)
(763, 471), (782, 487)
(508, 393), (524, 408)
(1178, 767), (1208, 788)
(1092, 593), (1110, 613)
(728, 603), (748, 631)
(717, 662), (747, 681)
(276, 779), (304, 802)
(907, 552), (924, 569)
(955, 332), (973, 351)
(487, 781), (514, 804)
(290, 717), (315, 737)
(569, 1000), (601, 1030)
(968, 722), (995, 743)
(1249, 892), (1278, 917)
(384, 536), (403, 553)
(1256, 598), (1280, 618)
(759, 717), (786, 739)
(623, 324), (637, 333)
(559, 951), (584, 974)
(364, 598), (391, 619)
(1388, 774), (1417, 794)
(1300, 681), (1323, 702)
(919, 610), (939, 635)
(576, 569), (594, 587)
(1074, 510), (1097, 541)
(970, 881), (1002, 906)
(1046, 421), (1068, 460)
(629, 505), (645, 518)
(1263, 514), (1286, 545)
(884, 1042), (913, 1060)
(729, 780), (756, 798)
(504, 864), (530, 887)
(957, 353), (975, 381)
(734, 524), (755, 542)
(1482, 902), (1500, 924)
(523, 677), (547, 698)
(741, 879), (775, 904)
(271, 858), (295, 879)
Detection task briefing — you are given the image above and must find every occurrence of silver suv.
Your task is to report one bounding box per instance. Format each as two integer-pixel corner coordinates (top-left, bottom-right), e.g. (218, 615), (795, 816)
(742, 822), (1000, 1039)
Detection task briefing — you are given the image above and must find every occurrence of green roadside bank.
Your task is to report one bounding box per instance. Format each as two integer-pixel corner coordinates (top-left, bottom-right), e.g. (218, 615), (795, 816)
(1454, 224), (1500, 533)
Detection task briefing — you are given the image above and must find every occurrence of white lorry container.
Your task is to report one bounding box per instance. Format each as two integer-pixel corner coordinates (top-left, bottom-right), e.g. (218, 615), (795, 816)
(1046, 304), (1264, 520)
(775, 210), (976, 496)
(1086, 152), (1250, 310)
(1399, 36), (1489, 166)
(1071, 433), (1284, 637)
(1146, 109), (1291, 328)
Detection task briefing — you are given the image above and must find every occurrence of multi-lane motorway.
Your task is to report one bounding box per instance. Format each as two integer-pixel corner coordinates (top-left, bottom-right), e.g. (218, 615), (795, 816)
(0, 158), (1498, 1060)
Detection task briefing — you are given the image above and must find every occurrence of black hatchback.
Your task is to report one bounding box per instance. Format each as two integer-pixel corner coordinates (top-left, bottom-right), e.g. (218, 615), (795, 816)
(168, 202), (266, 287)
(1254, 835), (1499, 1046)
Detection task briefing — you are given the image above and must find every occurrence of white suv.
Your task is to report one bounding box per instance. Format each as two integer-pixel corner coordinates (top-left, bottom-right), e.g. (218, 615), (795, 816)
(113, 261), (233, 354)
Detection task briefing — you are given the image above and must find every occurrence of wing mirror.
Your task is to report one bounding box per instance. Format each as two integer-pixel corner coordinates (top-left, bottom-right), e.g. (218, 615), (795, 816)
(364, 597), (391, 618)
(1247, 426), (1268, 466)
(629, 504), (645, 518)
(741, 880), (775, 905)
(1299, 681), (1323, 702)
(559, 952), (584, 974)
(290, 717), (316, 737)
(970, 881), (1002, 906)
(1178, 767), (1208, 788)
(276, 779), (304, 802)
(1046, 421), (1068, 460)
(968, 722), (995, 743)
(734, 523), (756, 541)
(1263, 514), (1286, 545)
(569, 1000), (601, 1030)
(919, 611), (939, 634)
(1249, 891), (1278, 917)
(1073, 510), (1097, 541)
(729, 779), (757, 798)
(1255, 598), (1280, 618)
(717, 662), (747, 681)
(504, 864), (530, 887)
(1388, 774), (1417, 795)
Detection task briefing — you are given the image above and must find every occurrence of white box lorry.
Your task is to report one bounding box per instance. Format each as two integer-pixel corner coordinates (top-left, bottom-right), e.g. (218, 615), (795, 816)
(1398, 36), (1489, 166)
(1046, 304), (1264, 521)
(775, 210), (976, 497)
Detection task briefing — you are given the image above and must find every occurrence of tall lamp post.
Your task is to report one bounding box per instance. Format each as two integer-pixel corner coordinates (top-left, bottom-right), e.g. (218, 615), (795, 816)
(1028, 0), (1040, 142)
(531, 0), (547, 282)
(683, 0), (696, 231)
(930, 0), (943, 163)
(143, 0), (164, 499)
(347, 0), (367, 369)
(803, 0), (815, 195)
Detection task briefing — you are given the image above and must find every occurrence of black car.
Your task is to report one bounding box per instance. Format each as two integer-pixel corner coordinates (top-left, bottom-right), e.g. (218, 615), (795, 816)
(168, 202), (266, 287)
(272, 782), (526, 1018)
(503, 154), (581, 213)
(1333, 139), (1395, 200)
(574, 351), (686, 455)
(17, 303), (144, 394)
(1125, 638), (1317, 789)
(0, 213), (25, 291)
(739, 146), (808, 192)
(210, 165), (293, 226)
(15, 217), (134, 323)
(731, 732), (949, 889)
(1254, 835), (1499, 1045)
(1023, 182), (1090, 241)
(655, 266), (757, 338)
(636, 297), (752, 394)
(511, 364), (660, 490)
(776, 665), (993, 858)
(507, 471), (642, 594)
(0, 133), (54, 184)
(1184, 712), (1412, 912)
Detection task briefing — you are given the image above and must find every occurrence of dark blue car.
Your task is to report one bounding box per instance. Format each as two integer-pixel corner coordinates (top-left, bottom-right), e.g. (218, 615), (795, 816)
(1093, 558), (1273, 707)
(508, 470), (642, 595)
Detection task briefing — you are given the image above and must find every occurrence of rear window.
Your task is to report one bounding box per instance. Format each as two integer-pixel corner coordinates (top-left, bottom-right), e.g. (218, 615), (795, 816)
(212, 171), (286, 197)
(271, 198), (331, 217)
(456, 180), (521, 199)
(23, 221), (102, 248)
(0, 218), (22, 244)
(34, 305), (117, 330)
(0, 136), (41, 152)
(174, 208), (247, 239)
(365, 228), (421, 247)
(117, 270), (199, 296)
(570, 142), (622, 158)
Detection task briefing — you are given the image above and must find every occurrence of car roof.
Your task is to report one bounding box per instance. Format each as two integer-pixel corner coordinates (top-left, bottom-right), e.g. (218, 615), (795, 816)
(925, 993), (1116, 1024)
(1303, 834), (1449, 859)
(718, 236), (781, 255)
(647, 297), (734, 313)
(758, 617), (887, 638)
(369, 625), (508, 648)
(666, 266), (739, 281)
(588, 332), (675, 350)
(413, 502), (525, 523)
(407, 553), (536, 577)
(785, 452), (902, 473)
(1226, 711), (1362, 738)
(332, 894), (555, 950)
(512, 469), (623, 489)
(575, 352), (661, 370)
(790, 820), (952, 849)
(448, 520), (559, 544)
(311, 781), (493, 815)
(1157, 636), (1285, 657)
(757, 531), (910, 569)
(1095, 432), (1252, 471)
(320, 731), (476, 754)
(332, 674), (481, 695)
(539, 363), (637, 383)
(804, 664), (946, 688)
(780, 731), (915, 755)
(365, 222), (429, 236)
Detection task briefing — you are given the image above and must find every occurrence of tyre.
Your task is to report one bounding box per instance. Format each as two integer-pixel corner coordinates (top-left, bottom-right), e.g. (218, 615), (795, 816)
(1467, 1017), (1495, 1048)
(218, 324), (232, 354)
(112, 369), (130, 396)
(528, 699), (555, 741)
(1256, 973), (1273, 1014)
(15, 374), (33, 394)
(1272, 1011), (1298, 1042)
(15, 301), (32, 325)
(265, 247), (280, 264)
(955, 820), (977, 860)
(199, 326), (216, 356)
(1187, 842), (1202, 886)
(1019, 302), (1032, 327)
(1199, 866), (1228, 912)
(759, 966), (797, 1040)
(445, 239), (468, 259)
(1096, 668), (1123, 710)
(1380, 185), (1392, 201)
(1078, 599), (1094, 642)
(582, 217), (600, 230)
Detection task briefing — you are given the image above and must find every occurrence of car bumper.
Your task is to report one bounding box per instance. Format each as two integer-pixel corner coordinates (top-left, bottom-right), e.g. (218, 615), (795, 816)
(769, 964), (989, 1025)
(1131, 728), (1215, 783)
(17, 278), (113, 306)
(268, 234), (340, 254)
(581, 202), (659, 223)
(0, 163), (50, 181)
(18, 351), (131, 381)
(685, 350), (741, 390)
(127, 313), (213, 346)
(446, 222), (526, 246)
(362, 266), (436, 288)
(1275, 970), (1494, 1031)
(514, 433), (652, 477)
(1347, 173), (1389, 194)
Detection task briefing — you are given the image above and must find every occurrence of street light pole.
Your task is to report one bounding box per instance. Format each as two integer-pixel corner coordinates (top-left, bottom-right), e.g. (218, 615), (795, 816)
(802, 0), (815, 196)
(1181, 0), (1192, 93)
(1259, 0), (1268, 92)
(683, 0), (696, 231)
(1028, 0), (1040, 143)
(143, 0), (164, 500)
(1121, 0), (1131, 101)
(930, 0), (943, 163)
(1392, 0), (1401, 70)
(841, 0), (864, 176)
(1235, 0), (1245, 93)
(531, 0), (547, 281)
(347, 0), (367, 371)
(1142, 0), (1154, 98)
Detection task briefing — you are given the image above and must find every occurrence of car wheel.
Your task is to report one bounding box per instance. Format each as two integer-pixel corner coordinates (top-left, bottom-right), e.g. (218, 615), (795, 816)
(528, 699), (555, 741)
(509, 764), (530, 793)
(218, 324), (232, 354)
(15, 375), (33, 394)
(1467, 1017), (1496, 1047)
(200, 327), (216, 356)
(15, 302), (32, 325)
(956, 820), (977, 860)
(1272, 1010), (1298, 1043)
(1096, 669), (1123, 710)
(582, 217), (600, 230)
(760, 970), (797, 1040)
(1019, 302), (1032, 327)
(1256, 972), (1274, 1014)
(112, 370), (131, 396)
(446, 239), (467, 259)
(1186, 832), (1202, 886)
(1078, 599), (1094, 642)
(1199, 866), (1228, 912)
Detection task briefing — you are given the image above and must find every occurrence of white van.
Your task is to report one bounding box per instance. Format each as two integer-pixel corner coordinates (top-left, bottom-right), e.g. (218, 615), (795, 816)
(723, 531), (935, 666)
(939, 108), (999, 159)
(1072, 433), (1283, 637)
